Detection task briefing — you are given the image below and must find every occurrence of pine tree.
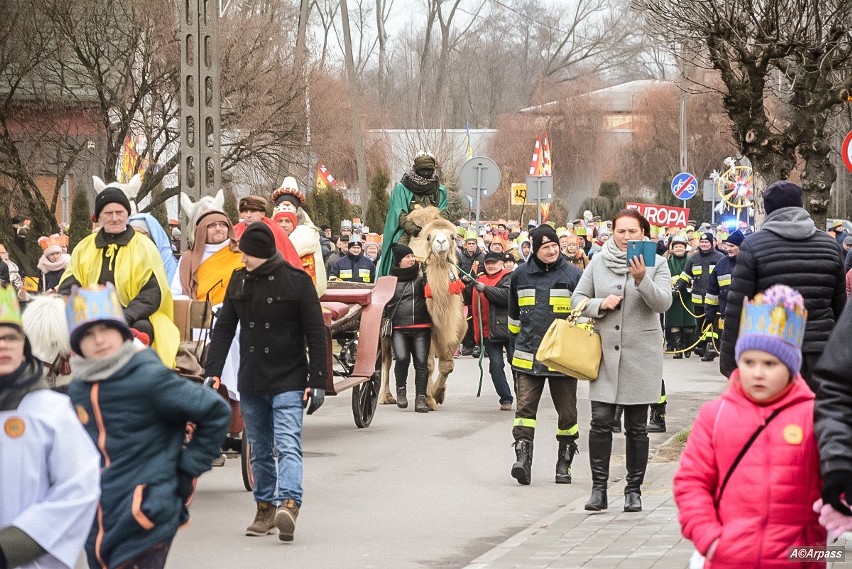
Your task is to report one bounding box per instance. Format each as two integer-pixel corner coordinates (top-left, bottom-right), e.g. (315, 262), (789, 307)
(69, 188), (92, 252)
(223, 186), (239, 224)
(364, 170), (390, 231)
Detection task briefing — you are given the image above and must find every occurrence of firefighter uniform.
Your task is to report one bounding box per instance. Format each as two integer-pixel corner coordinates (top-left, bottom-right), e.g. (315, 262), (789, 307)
(507, 226), (583, 485)
(676, 236), (723, 353)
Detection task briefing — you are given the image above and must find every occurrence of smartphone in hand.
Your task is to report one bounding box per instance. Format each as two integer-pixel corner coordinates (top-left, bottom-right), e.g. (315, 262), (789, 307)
(626, 240), (656, 267)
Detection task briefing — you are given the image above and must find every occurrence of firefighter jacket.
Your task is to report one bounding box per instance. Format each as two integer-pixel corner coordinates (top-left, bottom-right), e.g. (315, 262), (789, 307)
(508, 255), (583, 376)
(676, 248), (723, 306)
(329, 252), (376, 283)
(703, 253), (737, 324)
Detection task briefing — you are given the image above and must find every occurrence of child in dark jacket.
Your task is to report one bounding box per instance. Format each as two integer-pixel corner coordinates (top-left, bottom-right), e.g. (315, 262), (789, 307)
(674, 285), (826, 568)
(67, 284), (230, 569)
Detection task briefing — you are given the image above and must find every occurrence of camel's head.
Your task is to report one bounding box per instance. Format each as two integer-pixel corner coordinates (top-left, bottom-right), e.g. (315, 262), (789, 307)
(423, 218), (458, 259)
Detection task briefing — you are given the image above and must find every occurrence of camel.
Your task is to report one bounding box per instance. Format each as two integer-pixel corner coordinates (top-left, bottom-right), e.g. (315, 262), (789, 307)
(179, 190), (225, 247)
(378, 206), (467, 410)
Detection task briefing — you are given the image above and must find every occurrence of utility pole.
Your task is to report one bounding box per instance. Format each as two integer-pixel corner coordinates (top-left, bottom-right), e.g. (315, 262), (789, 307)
(339, 0), (369, 209)
(678, 49), (688, 210)
(295, 0), (312, 189)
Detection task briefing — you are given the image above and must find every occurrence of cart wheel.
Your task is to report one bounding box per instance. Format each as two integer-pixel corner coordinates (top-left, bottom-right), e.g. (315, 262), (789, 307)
(241, 434), (254, 492)
(351, 354), (381, 428)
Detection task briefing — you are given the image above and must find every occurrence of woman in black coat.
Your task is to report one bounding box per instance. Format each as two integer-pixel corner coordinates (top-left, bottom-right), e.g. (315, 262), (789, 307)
(385, 243), (432, 413)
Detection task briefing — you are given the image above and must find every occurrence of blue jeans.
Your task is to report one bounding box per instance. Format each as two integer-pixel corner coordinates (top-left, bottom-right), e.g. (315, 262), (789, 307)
(241, 390), (304, 506)
(484, 339), (514, 404)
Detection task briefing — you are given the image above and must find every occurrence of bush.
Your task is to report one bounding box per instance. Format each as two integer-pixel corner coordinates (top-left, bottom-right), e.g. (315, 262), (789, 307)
(69, 188), (92, 252)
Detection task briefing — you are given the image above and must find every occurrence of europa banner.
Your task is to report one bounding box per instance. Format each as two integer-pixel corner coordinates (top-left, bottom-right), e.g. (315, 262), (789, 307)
(625, 202), (690, 228)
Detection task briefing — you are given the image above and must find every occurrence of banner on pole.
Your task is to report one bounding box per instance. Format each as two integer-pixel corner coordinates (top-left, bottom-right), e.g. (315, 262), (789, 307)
(511, 183), (527, 205)
(625, 202), (690, 228)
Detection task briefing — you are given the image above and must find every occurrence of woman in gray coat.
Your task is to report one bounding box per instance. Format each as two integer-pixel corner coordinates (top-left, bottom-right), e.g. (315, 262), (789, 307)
(572, 209), (672, 513)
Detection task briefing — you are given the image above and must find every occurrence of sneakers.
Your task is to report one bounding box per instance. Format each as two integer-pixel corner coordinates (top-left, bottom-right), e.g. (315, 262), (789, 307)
(245, 502), (276, 536)
(499, 401), (513, 411)
(275, 499), (300, 542)
(212, 453), (227, 467)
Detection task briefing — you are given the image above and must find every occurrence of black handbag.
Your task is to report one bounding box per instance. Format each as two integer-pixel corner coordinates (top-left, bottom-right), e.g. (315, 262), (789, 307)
(381, 282), (409, 338)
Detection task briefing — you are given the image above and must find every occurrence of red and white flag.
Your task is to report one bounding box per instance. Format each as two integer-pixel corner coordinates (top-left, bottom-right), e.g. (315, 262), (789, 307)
(529, 135), (543, 176)
(316, 163), (336, 190)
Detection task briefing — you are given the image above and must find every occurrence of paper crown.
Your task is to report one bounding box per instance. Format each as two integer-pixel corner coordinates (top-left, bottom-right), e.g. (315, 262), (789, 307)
(66, 284), (129, 348)
(739, 285), (807, 349)
(0, 285), (22, 329)
(38, 234), (69, 251)
(464, 230), (478, 241)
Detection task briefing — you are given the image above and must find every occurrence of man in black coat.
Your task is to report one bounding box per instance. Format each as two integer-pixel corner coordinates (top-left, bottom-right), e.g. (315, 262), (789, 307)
(205, 223), (328, 542)
(720, 181), (847, 388)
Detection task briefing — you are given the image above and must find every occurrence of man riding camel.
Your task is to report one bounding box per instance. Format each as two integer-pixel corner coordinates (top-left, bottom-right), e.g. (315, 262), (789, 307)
(377, 152), (448, 276)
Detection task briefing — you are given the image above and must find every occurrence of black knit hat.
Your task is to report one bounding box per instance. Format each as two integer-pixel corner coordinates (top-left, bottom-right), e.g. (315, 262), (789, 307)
(763, 181), (803, 214)
(391, 243), (413, 267)
(483, 251), (503, 263)
(724, 230), (746, 247)
(94, 187), (132, 219)
(238, 223), (276, 258)
(530, 225), (559, 254)
(700, 232), (714, 243)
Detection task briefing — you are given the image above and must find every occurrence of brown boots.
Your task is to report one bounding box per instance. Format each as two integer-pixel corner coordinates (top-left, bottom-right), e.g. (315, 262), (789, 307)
(245, 502), (276, 536)
(275, 499), (300, 542)
(246, 500), (300, 541)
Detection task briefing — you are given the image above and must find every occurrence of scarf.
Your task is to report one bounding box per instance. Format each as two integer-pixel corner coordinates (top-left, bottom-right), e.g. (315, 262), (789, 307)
(179, 212), (238, 298)
(473, 269), (509, 343)
(401, 169), (439, 197)
(0, 359), (45, 411)
(601, 237), (630, 275)
(37, 253), (70, 274)
(70, 341), (138, 383)
(390, 263), (420, 282)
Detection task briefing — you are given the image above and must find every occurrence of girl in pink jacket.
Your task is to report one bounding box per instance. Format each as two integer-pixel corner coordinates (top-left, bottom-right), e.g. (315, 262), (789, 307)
(674, 285), (827, 568)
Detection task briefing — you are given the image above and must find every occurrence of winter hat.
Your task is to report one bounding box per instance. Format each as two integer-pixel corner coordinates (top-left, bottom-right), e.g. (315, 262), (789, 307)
(700, 232), (714, 243)
(844, 235), (852, 247)
(735, 285), (807, 379)
(724, 230), (746, 247)
(671, 234), (689, 246)
(271, 179), (305, 210)
(94, 187), (132, 219)
(530, 225), (559, 254)
(238, 222), (276, 259)
(272, 211), (297, 226)
(238, 195), (268, 213)
(66, 284), (133, 356)
(413, 153), (436, 170)
(391, 243), (414, 267)
(763, 181), (803, 214)
(483, 251), (503, 263)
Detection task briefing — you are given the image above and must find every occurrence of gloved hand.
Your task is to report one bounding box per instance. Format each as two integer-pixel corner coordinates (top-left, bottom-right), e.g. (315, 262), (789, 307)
(475, 282), (486, 292)
(303, 387), (325, 415)
(822, 470), (852, 516)
(177, 470), (196, 502)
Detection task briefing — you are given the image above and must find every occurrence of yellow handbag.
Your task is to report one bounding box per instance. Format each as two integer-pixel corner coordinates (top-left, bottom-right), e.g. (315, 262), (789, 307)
(535, 298), (602, 380)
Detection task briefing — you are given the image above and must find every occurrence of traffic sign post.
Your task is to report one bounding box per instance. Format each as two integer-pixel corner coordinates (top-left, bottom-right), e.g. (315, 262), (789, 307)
(525, 176), (553, 224)
(671, 172), (698, 207)
(460, 157), (501, 233)
(842, 130), (852, 173)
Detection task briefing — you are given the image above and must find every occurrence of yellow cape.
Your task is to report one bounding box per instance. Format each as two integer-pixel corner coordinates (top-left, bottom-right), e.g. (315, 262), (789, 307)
(60, 232), (179, 366)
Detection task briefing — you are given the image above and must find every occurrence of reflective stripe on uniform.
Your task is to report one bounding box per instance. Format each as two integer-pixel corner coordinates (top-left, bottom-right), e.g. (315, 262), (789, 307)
(517, 288), (536, 307)
(508, 317), (521, 334)
(340, 269), (353, 279)
(718, 274), (731, 287)
(691, 267), (702, 276)
(549, 288), (572, 313)
(358, 268), (372, 282)
(514, 417), (536, 428)
(692, 294), (704, 305)
(556, 424), (579, 437)
(708, 264), (717, 273)
(658, 394), (667, 405)
(512, 349), (535, 370)
(704, 294), (719, 306)
(678, 272), (691, 283)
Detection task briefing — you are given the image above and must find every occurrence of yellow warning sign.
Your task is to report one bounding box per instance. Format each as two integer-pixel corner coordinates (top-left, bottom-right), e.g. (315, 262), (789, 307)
(511, 183), (527, 205)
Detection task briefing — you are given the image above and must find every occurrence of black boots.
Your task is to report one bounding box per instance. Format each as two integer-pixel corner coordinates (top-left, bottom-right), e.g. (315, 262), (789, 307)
(414, 394), (429, 413)
(584, 431), (611, 511)
(555, 440), (578, 484)
(511, 439), (534, 485)
(396, 386), (408, 409)
(683, 329), (693, 358)
(701, 341), (718, 362)
(624, 437), (649, 512)
(611, 405), (623, 433)
(647, 403), (666, 433)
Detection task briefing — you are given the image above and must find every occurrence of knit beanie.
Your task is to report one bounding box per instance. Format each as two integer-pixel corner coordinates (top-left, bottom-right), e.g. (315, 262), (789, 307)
(724, 230), (746, 247)
(700, 232), (714, 244)
(392, 243), (413, 267)
(735, 285), (807, 378)
(238, 223), (276, 259)
(763, 181), (803, 214)
(530, 225), (559, 254)
(272, 211), (297, 226)
(94, 187), (132, 219)
(413, 153), (436, 170)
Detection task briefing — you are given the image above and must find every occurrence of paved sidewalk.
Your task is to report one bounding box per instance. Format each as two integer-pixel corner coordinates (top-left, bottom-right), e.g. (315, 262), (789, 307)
(465, 355), (725, 569)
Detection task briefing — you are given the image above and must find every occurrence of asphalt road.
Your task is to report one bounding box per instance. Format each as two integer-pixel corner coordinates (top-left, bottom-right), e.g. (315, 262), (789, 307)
(166, 353), (726, 568)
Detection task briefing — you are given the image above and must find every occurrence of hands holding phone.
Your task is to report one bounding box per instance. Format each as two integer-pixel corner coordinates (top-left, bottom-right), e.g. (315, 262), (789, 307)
(628, 254), (647, 285)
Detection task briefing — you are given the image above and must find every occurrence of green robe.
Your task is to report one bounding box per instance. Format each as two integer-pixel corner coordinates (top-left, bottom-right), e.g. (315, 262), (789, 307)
(377, 181), (448, 276)
(665, 253), (696, 328)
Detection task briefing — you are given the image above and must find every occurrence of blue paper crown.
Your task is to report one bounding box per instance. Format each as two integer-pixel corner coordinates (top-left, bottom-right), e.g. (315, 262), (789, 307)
(66, 284), (126, 337)
(739, 294), (806, 349)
